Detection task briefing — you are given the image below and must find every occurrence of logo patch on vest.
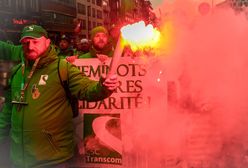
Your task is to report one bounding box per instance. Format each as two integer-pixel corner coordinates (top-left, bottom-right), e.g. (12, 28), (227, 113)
(38, 75), (49, 85)
(32, 84), (40, 99)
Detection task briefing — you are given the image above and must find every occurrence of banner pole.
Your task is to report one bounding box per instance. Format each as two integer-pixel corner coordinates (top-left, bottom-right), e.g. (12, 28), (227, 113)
(107, 35), (124, 77)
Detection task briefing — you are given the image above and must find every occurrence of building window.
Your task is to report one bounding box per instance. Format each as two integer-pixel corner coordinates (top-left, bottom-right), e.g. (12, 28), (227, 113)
(16, 0), (24, 11)
(117, 0), (120, 8)
(93, 21), (96, 28)
(26, 0), (31, 10)
(88, 21), (91, 30)
(96, 0), (102, 6)
(96, 10), (102, 19)
(103, 0), (108, 7)
(92, 8), (96, 18)
(82, 19), (86, 29)
(0, 0), (11, 8)
(43, 12), (73, 25)
(43, 12), (54, 23)
(26, 0), (38, 12)
(30, 0), (39, 12)
(92, 0), (95, 4)
(87, 0), (90, 2)
(87, 6), (91, 16)
(78, 3), (86, 15)
(57, 0), (74, 5)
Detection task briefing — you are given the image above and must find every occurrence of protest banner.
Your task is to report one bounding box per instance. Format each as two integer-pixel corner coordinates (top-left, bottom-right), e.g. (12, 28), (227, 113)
(72, 57), (167, 167)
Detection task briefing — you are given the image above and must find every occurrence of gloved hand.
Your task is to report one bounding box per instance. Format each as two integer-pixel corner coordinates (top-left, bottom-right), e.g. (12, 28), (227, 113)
(96, 54), (109, 63)
(100, 74), (118, 91)
(66, 55), (78, 63)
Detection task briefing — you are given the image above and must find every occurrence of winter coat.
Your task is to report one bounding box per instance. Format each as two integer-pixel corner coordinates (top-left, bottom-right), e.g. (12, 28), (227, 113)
(0, 45), (112, 168)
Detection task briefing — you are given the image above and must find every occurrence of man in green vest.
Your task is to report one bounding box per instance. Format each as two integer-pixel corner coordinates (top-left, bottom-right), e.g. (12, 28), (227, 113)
(0, 24), (118, 168)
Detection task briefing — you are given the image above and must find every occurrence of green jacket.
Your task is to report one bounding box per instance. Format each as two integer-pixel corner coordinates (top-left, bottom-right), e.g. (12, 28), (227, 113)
(0, 41), (23, 62)
(0, 45), (112, 168)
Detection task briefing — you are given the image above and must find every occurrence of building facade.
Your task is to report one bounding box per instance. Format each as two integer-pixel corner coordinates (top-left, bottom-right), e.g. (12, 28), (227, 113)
(40, 0), (76, 33)
(76, 0), (106, 38)
(0, 0), (40, 44)
(40, 0), (77, 43)
(108, 0), (154, 26)
(0, 0), (153, 43)
(0, 0), (77, 44)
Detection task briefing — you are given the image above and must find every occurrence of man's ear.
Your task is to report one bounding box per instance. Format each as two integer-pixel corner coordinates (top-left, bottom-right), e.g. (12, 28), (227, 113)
(46, 38), (51, 48)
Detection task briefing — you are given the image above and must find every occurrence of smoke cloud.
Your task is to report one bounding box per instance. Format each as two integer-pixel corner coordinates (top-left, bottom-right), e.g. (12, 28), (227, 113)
(122, 1), (248, 167)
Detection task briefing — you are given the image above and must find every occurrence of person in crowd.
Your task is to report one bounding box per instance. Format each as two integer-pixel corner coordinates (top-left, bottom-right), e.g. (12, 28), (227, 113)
(0, 24), (118, 168)
(74, 38), (90, 56)
(80, 26), (113, 59)
(57, 34), (74, 58)
(67, 26), (113, 63)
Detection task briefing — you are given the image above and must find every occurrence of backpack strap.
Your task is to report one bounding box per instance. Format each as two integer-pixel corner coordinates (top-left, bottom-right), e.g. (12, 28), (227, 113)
(57, 58), (68, 86)
(57, 58), (79, 118)
(58, 58), (71, 101)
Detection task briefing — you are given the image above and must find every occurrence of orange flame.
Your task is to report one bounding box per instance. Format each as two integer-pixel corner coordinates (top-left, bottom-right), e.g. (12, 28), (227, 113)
(121, 21), (161, 51)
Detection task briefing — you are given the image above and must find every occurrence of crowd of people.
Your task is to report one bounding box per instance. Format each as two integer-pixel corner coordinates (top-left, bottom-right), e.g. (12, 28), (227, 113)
(0, 21), (158, 167)
(56, 25), (115, 61)
(54, 24), (155, 62)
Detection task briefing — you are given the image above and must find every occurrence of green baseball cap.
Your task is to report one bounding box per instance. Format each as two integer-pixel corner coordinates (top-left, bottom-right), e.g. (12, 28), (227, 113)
(20, 25), (48, 41)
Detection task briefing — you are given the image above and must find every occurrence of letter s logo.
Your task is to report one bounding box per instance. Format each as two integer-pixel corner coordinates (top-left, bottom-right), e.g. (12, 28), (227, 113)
(38, 75), (48, 85)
